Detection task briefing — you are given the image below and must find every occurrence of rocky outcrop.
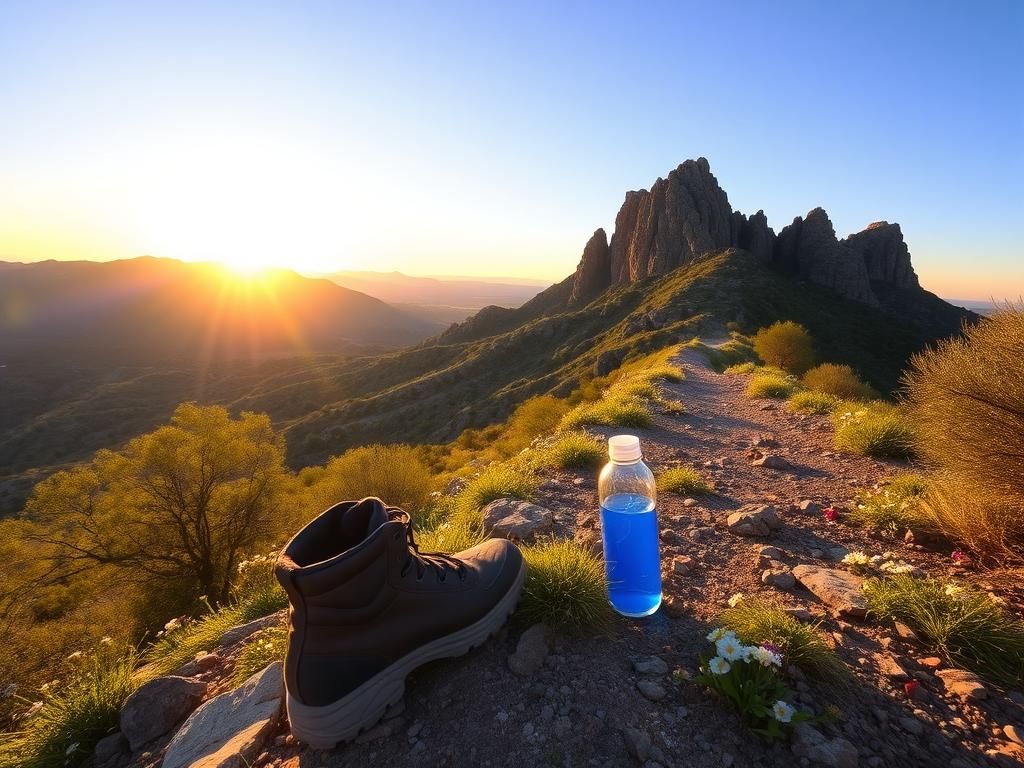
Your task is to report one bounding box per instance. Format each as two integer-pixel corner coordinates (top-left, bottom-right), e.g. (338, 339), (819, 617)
(774, 208), (879, 305)
(568, 229), (611, 305)
(843, 221), (919, 289)
(120, 675), (208, 750)
(608, 158), (734, 283)
(565, 157), (927, 308)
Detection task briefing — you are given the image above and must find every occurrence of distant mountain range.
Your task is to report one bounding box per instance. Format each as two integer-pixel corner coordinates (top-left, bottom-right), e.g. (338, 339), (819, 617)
(0, 257), (440, 364)
(324, 270), (546, 326)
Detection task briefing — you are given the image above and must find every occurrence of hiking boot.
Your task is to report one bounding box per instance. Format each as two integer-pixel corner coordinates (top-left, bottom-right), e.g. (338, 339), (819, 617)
(275, 497), (526, 748)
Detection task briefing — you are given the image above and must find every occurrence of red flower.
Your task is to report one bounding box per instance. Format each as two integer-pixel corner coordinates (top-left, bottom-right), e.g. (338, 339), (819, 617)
(951, 550), (966, 564)
(823, 506), (838, 522)
(904, 680), (919, 699)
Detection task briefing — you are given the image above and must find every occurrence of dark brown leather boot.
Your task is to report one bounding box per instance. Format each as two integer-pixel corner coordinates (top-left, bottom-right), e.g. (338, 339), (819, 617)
(275, 497), (525, 748)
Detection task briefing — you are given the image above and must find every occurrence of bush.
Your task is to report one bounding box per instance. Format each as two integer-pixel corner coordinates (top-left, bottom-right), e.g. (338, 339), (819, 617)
(519, 540), (611, 631)
(720, 598), (848, 685)
(540, 432), (604, 470)
(849, 475), (929, 533)
(656, 466), (712, 496)
(314, 444), (433, 513)
(232, 624), (288, 686)
(746, 375), (799, 399)
(0, 645), (141, 768)
(802, 363), (876, 400)
(491, 396), (571, 457)
(787, 391), (841, 414)
(864, 574), (1024, 686)
(691, 336), (758, 372)
(752, 322), (815, 374)
(560, 394), (652, 430)
(833, 404), (915, 459)
(457, 461), (536, 517)
(902, 307), (1024, 564)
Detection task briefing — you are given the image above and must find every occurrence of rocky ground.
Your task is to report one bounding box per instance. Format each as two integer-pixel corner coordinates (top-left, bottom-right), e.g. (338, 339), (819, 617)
(105, 347), (1024, 768)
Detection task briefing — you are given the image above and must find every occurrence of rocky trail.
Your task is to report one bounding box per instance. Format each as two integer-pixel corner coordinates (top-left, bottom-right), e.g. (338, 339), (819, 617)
(114, 346), (1024, 768)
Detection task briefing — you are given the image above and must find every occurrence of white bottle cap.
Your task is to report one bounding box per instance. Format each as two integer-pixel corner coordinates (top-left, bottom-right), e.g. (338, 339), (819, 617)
(608, 434), (642, 463)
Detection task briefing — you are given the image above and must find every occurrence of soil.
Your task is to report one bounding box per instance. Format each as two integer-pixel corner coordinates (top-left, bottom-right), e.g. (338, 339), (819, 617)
(245, 347), (1024, 768)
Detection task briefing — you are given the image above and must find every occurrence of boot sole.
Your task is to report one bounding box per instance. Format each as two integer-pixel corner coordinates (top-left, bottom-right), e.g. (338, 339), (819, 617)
(286, 560), (527, 749)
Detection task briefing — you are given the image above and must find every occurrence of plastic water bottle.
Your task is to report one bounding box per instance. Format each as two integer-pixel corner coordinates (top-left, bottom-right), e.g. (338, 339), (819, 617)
(598, 435), (662, 617)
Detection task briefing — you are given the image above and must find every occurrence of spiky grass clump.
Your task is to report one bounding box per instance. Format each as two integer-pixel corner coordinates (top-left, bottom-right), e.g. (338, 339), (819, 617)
(539, 431), (604, 470)
(656, 466), (712, 496)
(850, 475), (929, 533)
(724, 361), (757, 375)
(720, 597), (847, 685)
(746, 374), (799, 400)
(232, 624), (288, 686)
(143, 606), (249, 677)
(864, 575), (1024, 686)
(560, 394), (653, 430)
(0, 646), (141, 768)
(833, 403), (915, 459)
(902, 307), (1024, 564)
(457, 461), (537, 515)
(787, 391), (842, 415)
(519, 539), (611, 631)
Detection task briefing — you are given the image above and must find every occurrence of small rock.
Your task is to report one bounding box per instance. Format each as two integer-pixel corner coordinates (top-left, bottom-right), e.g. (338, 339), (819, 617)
(875, 654), (908, 679)
(482, 499), (554, 540)
(758, 545), (786, 562)
(572, 477), (586, 487)
(1005, 725), (1024, 746)
(900, 715), (924, 736)
(445, 476), (468, 495)
(919, 656), (942, 670)
(682, 498), (698, 507)
(195, 652), (221, 671)
(508, 624), (548, 677)
(936, 669), (987, 702)
(798, 500), (822, 516)
(637, 680), (667, 701)
(783, 607), (815, 622)
(752, 454), (793, 470)
(727, 505), (783, 537)
(622, 727), (652, 762)
(762, 568), (795, 590)
(671, 555), (694, 575)
(792, 565), (867, 618)
(94, 732), (129, 767)
(634, 657), (669, 676)
(791, 723), (858, 768)
(120, 676), (208, 751)
(894, 621), (920, 643)
(661, 596), (687, 618)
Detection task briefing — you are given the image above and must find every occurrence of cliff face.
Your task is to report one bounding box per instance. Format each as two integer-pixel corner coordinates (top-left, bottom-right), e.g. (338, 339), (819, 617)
(568, 158), (925, 307)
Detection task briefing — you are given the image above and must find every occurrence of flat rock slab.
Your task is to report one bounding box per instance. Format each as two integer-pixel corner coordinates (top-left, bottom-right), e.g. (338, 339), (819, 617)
(482, 498), (553, 540)
(218, 611), (285, 650)
(936, 668), (987, 701)
(793, 565), (867, 618)
(163, 661), (283, 768)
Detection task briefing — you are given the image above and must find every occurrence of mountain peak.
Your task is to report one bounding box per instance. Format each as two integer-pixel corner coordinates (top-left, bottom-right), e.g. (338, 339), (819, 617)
(568, 158), (923, 307)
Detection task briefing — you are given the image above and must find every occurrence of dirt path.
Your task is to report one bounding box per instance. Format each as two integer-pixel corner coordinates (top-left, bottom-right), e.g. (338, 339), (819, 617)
(262, 347), (1020, 768)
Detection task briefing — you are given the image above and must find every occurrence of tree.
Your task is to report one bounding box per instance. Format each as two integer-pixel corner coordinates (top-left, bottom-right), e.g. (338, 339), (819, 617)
(752, 321), (815, 374)
(23, 403), (288, 605)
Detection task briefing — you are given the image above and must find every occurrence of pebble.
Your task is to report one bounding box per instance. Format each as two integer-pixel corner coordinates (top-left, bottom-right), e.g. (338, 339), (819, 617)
(633, 657), (669, 676)
(637, 680), (667, 701)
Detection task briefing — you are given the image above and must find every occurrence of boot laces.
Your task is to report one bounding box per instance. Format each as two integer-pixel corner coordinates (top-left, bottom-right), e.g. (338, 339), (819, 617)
(393, 510), (467, 583)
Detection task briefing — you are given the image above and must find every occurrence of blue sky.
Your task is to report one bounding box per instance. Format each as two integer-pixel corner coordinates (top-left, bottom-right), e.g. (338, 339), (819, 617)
(0, 0), (1021, 298)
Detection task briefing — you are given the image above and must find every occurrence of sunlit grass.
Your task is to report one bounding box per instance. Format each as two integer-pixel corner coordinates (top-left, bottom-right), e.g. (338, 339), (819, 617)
(656, 466), (712, 495)
(519, 539), (611, 631)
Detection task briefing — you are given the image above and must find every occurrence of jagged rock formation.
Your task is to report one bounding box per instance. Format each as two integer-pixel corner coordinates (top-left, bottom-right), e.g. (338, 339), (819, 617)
(569, 157), (926, 307)
(843, 221), (919, 289)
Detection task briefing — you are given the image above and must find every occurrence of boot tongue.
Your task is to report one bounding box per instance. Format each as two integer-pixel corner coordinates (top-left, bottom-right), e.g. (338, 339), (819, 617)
(339, 497), (390, 543)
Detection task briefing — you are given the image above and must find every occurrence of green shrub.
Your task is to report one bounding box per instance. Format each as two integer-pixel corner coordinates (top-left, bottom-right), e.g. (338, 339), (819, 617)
(833, 404), (915, 459)
(519, 539), (611, 630)
(143, 608), (248, 677)
(656, 466), (712, 495)
(457, 461), (536, 517)
(491, 396), (571, 457)
(560, 395), (653, 430)
(752, 322), (815, 374)
(695, 337), (758, 372)
(864, 575), (1024, 686)
(540, 432), (604, 470)
(850, 475), (929, 533)
(232, 624), (288, 686)
(314, 444), (433, 512)
(902, 307), (1024, 564)
(802, 363), (875, 400)
(746, 375), (799, 399)
(787, 391), (841, 414)
(0, 646), (141, 768)
(720, 597), (848, 685)
(724, 362), (757, 375)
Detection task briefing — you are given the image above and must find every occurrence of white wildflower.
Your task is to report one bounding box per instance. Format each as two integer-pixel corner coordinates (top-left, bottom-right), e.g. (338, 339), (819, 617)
(716, 634), (744, 662)
(706, 627), (728, 642)
(708, 656), (731, 675)
(772, 700), (796, 723)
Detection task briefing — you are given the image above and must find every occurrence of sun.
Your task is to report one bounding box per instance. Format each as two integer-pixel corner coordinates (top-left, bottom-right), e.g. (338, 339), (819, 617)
(217, 252), (278, 276)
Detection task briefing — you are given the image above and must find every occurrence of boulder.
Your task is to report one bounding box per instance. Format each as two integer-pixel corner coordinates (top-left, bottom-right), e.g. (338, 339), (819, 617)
(727, 505), (783, 537)
(508, 623), (548, 677)
(119, 675), (208, 751)
(94, 731), (129, 768)
(791, 722), (859, 768)
(482, 498), (553, 540)
(792, 565), (867, 618)
(936, 669), (987, 702)
(162, 661), (284, 768)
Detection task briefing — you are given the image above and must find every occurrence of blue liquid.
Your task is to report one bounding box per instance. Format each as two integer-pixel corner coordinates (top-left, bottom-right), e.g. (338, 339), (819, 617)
(600, 492), (662, 617)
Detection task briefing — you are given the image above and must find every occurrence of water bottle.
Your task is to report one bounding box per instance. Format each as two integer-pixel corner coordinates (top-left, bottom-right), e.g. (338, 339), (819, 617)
(598, 435), (662, 617)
